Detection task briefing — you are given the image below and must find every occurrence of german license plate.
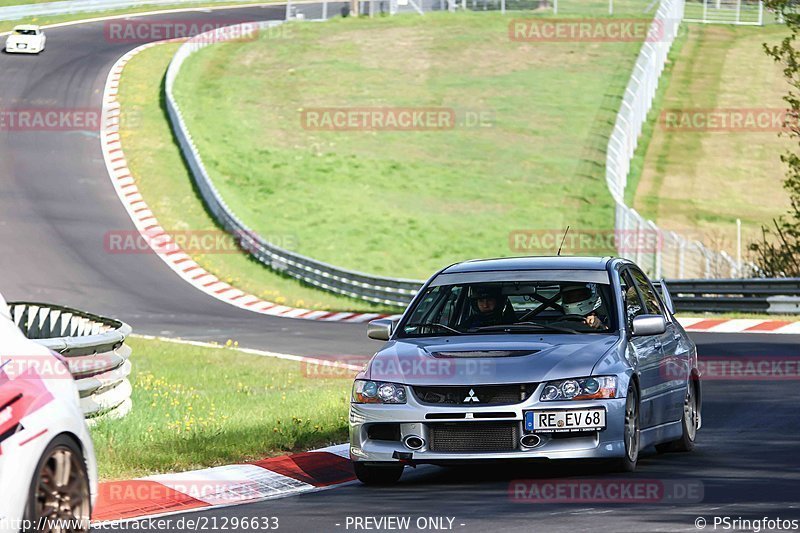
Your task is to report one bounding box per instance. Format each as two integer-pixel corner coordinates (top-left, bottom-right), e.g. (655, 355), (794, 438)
(525, 408), (606, 433)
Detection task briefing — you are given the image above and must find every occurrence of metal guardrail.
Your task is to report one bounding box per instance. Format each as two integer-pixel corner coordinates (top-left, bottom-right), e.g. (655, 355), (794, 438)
(0, 0), (256, 22)
(605, 0), (755, 280)
(8, 302), (133, 421)
(164, 21), (423, 307)
(662, 279), (800, 314)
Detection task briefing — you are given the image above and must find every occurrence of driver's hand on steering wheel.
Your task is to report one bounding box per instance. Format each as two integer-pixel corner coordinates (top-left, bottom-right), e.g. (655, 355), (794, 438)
(584, 314), (603, 329)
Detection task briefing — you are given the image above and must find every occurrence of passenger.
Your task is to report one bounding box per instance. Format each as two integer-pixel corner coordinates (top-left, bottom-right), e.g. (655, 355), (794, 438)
(464, 285), (510, 329)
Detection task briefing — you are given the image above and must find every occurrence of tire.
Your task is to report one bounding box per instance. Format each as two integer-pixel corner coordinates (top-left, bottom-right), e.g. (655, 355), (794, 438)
(353, 462), (404, 485)
(613, 384), (640, 472)
(656, 379), (698, 453)
(24, 434), (91, 532)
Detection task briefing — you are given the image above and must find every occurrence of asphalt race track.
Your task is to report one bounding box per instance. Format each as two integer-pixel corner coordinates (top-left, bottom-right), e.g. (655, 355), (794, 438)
(116, 331), (798, 532)
(0, 5), (373, 358)
(1, 7), (799, 533)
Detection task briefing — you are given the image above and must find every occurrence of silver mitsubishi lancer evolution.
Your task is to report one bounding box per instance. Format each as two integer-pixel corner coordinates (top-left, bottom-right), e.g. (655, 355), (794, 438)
(349, 256), (701, 484)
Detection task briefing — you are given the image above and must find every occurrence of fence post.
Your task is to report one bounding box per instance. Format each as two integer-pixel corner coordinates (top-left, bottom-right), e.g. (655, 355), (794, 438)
(286, 0), (292, 20)
(322, 0), (328, 19)
(501, 0), (505, 14)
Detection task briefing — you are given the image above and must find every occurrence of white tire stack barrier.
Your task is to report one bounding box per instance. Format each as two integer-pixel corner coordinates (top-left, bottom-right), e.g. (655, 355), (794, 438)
(8, 302), (133, 422)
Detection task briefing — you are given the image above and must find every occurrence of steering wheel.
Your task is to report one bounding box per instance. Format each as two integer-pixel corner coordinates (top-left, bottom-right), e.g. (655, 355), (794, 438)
(556, 314), (589, 322)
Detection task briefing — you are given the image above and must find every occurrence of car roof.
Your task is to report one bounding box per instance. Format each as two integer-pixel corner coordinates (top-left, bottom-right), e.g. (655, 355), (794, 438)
(441, 256), (614, 274)
(13, 25), (41, 31)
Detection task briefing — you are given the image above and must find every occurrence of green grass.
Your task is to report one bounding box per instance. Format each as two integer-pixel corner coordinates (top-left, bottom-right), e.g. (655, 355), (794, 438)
(173, 11), (647, 279)
(90, 336), (354, 480)
(631, 23), (792, 255)
(118, 41), (393, 312)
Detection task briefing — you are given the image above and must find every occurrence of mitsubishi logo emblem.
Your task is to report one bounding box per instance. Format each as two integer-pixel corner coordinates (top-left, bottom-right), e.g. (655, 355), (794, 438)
(464, 389), (480, 403)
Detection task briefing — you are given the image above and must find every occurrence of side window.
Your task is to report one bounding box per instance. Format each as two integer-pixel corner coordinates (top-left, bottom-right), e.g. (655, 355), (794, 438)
(630, 269), (663, 316)
(437, 286), (462, 325)
(620, 270), (645, 329)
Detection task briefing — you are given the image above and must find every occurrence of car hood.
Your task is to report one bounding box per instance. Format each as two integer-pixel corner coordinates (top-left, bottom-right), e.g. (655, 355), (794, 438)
(366, 334), (620, 386)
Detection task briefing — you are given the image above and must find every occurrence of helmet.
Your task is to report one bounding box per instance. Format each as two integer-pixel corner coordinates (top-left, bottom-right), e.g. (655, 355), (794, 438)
(468, 285), (502, 301)
(561, 284), (599, 315)
(468, 285), (503, 316)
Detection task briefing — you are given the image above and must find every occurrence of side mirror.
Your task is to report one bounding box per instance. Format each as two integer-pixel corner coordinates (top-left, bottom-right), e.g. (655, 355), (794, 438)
(367, 318), (395, 341)
(631, 314), (667, 337)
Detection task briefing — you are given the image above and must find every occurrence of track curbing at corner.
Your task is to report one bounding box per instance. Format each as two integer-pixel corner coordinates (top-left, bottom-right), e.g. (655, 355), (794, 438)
(92, 444), (355, 523)
(99, 40), (394, 324)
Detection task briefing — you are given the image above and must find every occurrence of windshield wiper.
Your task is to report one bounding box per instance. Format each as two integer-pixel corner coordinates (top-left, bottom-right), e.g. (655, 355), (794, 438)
(472, 322), (580, 335)
(408, 322), (463, 335)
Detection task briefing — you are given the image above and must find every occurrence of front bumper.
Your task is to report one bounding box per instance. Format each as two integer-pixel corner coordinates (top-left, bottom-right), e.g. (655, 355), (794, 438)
(350, 392), (627, 464)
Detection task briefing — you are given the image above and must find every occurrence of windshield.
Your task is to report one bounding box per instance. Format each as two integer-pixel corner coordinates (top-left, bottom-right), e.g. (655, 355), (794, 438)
(14, 29), (38, 36)
(400, 278), (617, 337)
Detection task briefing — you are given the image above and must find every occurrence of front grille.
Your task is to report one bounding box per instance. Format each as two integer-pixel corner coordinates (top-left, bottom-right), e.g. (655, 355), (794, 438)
(413, 384), (536, 406)
(428, 422), (519, 453)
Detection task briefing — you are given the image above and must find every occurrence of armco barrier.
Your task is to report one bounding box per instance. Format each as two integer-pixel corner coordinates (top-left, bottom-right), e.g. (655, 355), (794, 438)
(164, 21), (423, 307)
(662, 278), (800, 314)
(8, 302), (133, 421)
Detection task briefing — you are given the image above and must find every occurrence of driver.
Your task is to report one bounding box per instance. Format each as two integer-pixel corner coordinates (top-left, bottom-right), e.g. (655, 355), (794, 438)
(464, 285), (510, 329)
(560, 284), (606, 330)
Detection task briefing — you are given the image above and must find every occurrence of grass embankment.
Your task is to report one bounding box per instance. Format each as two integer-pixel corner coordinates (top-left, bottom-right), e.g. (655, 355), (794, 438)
(118, 41), (392, 312)
(631, 24), (792, 254)
(90, 336), (354, 480)
(173, 11), (646, 279)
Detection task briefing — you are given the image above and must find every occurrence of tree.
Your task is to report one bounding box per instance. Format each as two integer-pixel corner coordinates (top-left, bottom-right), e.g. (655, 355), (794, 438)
(750, 0), (800, 276)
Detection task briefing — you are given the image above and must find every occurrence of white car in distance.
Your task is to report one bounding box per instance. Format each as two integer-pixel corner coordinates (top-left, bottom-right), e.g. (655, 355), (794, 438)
(5, 25), (46, 54)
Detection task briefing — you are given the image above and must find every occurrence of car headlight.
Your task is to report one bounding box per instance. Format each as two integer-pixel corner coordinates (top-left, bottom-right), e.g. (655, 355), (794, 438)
(540, 376), (617, 401)
(352, 379), (407, 404)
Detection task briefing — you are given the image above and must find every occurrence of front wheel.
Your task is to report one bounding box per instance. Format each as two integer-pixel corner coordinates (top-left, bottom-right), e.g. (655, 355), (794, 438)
(613, 384), (640, 472)
(353, 462), (404, 485)
(24, 434), (91, 532)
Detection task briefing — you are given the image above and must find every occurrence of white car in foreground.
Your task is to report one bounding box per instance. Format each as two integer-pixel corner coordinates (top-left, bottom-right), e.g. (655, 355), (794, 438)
(4, 25), (46, 54)
(0, 293), (97, 533)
